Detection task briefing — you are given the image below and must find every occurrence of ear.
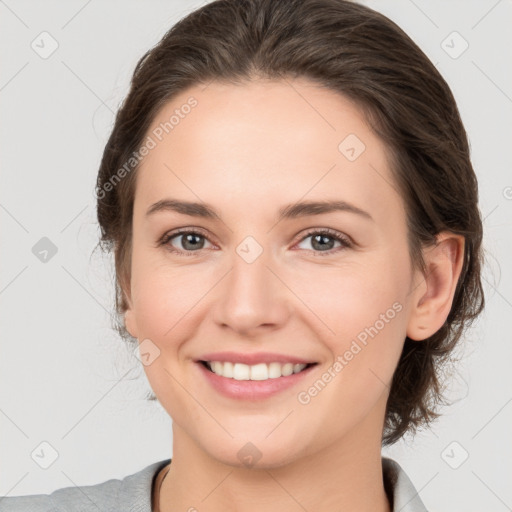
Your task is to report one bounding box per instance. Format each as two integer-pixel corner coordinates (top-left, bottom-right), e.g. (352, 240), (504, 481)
(121, 273), (139, 340)
(406, 232), (465, 341)
(124, 305), (139, 340)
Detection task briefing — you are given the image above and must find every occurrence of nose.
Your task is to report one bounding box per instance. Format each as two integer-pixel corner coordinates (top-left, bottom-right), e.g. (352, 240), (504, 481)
(211, 245), (292, 337)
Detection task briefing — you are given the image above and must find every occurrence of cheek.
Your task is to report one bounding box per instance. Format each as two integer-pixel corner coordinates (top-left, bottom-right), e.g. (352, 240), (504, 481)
(130, 255), (210, 340)
(295, 290), (406, 442)
(130, 268), (200, 417)
(292, 257), (408, 343)
(294, 255), (409, 397)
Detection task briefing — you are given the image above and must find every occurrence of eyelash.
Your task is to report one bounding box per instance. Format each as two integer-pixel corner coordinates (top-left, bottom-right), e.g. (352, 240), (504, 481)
(158, 227), (353, 257)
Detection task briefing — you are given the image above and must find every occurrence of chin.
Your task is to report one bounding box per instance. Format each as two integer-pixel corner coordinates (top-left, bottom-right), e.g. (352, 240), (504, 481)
(201, 434), (308, 471)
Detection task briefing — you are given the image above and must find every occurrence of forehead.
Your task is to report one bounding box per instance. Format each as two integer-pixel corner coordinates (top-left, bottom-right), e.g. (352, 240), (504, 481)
(134, 78), (402, 223)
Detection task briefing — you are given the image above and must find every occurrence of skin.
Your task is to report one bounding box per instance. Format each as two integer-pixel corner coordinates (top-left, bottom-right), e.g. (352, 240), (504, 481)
(123, 77), (464, 512)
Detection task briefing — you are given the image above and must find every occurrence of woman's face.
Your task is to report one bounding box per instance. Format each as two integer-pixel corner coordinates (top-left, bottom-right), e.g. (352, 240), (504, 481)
(124, 78), (423, 467)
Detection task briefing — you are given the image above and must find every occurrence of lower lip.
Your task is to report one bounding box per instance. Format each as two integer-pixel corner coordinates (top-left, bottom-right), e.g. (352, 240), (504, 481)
(196, 362), (316, 400)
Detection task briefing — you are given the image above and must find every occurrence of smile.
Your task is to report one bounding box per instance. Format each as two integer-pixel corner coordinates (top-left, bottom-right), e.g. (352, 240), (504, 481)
(201, 361), (315, 380)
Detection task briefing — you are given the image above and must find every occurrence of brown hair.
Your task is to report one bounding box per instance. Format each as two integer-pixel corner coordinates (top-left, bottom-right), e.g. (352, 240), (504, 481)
(95, 0), (485, 445)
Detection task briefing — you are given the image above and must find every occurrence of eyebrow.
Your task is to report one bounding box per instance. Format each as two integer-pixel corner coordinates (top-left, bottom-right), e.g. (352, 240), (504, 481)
(145, 198), (373, 222)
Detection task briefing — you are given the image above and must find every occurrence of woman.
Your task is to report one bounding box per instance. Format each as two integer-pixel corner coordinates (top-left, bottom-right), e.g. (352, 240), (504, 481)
(1, 0), (484, 510)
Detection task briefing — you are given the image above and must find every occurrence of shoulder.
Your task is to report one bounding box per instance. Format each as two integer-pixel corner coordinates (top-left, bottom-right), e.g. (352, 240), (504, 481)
(382, 457), (429, 512)
(0, 459), (171, 512)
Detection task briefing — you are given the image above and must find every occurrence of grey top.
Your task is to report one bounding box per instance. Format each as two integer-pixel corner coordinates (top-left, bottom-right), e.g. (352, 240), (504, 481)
(0, 457), (427, 511)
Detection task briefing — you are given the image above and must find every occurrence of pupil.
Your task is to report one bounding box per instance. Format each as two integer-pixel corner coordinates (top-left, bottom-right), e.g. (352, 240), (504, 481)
(183, 233), (203, 250)
(312, 234), (334, 251)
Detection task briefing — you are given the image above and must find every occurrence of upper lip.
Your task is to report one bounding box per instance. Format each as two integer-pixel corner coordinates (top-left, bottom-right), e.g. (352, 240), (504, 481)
(197, 351), (316, 365)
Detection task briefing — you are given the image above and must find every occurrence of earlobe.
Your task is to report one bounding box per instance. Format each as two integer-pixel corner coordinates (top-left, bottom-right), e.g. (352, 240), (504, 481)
(406, 232), (465, 341)
(120, 271), (138, 339)
(124, 308), (139, 340)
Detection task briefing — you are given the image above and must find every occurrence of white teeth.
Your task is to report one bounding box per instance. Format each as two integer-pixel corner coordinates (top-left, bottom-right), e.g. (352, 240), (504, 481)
(293, 363), (305, 374)
(223, 361), (234, 378)
(281, 363), (294, 376)
(250, 363), (268, 381)
(268, 362), (282, 379)
(233, 363), (250, 380)
(206, 361), (308, 380)
(211, 361), (223, 374)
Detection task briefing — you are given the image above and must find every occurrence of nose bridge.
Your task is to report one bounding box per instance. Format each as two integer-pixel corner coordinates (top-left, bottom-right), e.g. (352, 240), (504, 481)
(230, 234), (275, 304)
(213, 233), (290, 332)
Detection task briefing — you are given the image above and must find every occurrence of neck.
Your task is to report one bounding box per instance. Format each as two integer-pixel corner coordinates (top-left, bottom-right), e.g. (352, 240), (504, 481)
(160, 409), (391, 512)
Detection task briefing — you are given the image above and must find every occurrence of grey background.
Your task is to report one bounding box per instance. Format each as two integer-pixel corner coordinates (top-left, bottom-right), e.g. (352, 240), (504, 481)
(1, 0), (511, 510)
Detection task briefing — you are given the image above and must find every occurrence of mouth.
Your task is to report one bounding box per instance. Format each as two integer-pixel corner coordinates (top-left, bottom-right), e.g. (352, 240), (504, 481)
(199, 360), (318, 381)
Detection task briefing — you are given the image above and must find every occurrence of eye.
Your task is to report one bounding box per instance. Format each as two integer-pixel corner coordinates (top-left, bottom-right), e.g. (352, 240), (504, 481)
(158, 227), (352, 257)
(159, 228), (214, 256)
(294, 228), (352, 256)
